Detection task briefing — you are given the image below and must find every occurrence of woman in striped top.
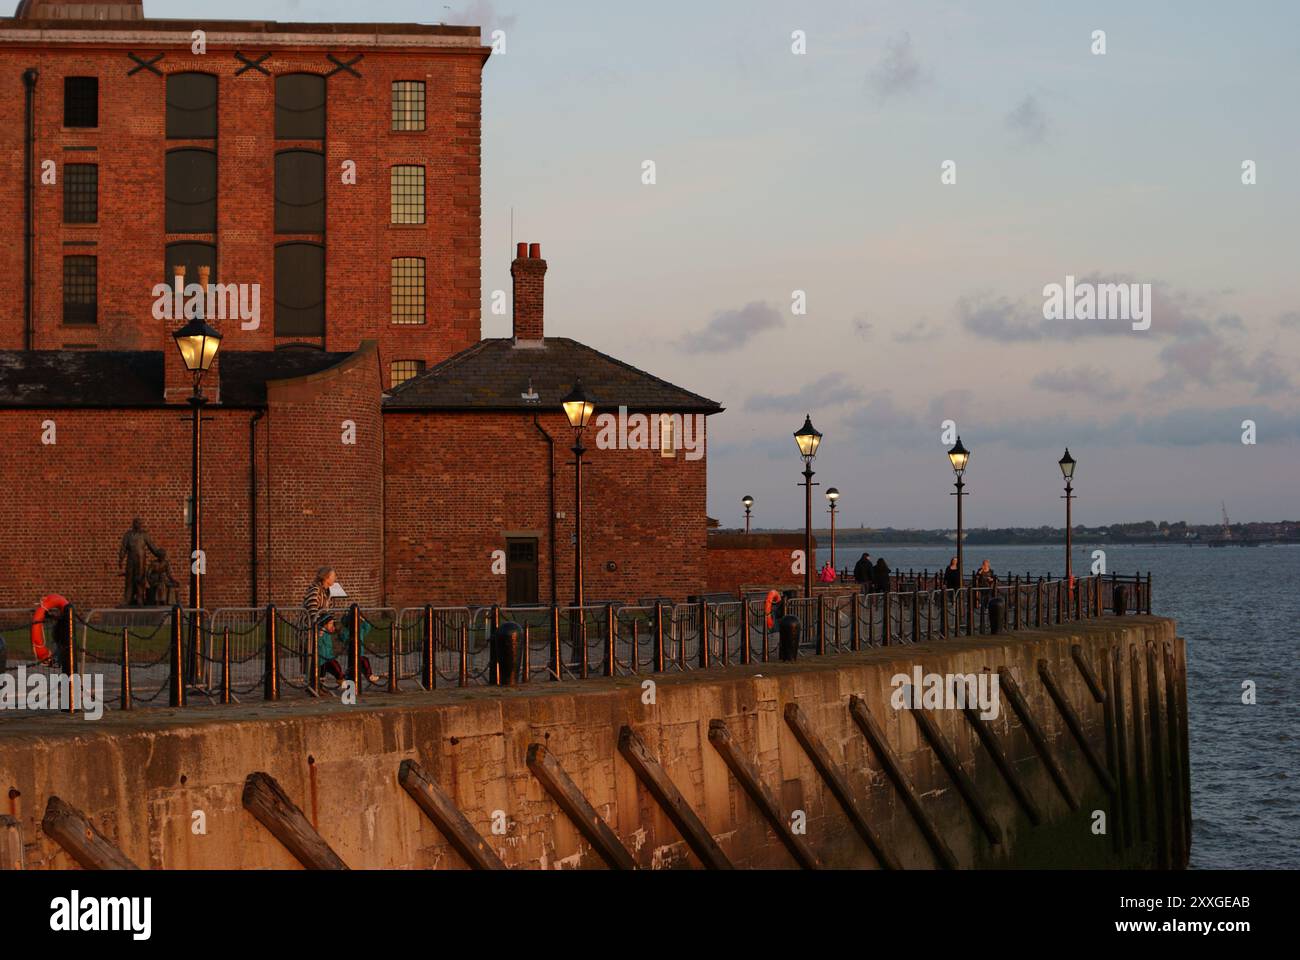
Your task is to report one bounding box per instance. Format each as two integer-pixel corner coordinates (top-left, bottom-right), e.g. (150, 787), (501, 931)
(302, 566), (336, 628)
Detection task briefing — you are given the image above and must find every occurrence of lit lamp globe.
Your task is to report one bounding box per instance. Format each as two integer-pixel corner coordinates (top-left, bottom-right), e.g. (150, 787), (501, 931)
(172, 317), (222, 374)
(947, 436), (970, 476)
(825, 487), (840, 505)
(561, 379), (595, 431)
(794, 415), (822, 462)
(742, 495), (754, 508)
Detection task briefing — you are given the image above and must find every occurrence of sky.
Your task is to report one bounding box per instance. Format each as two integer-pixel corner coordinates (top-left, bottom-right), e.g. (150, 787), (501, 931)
(153, 0), (1300, 529)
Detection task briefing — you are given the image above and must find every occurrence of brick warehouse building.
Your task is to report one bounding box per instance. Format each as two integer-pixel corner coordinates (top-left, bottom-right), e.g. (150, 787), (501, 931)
(0, 1), (723, 610)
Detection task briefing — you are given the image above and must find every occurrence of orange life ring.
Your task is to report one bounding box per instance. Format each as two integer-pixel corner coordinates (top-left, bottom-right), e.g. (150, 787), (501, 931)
(764, 589), (781, 630)
(31, 594), (69, 662)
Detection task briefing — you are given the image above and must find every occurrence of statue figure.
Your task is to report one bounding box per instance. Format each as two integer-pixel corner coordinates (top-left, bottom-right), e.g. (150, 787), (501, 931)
(146, 550), (180, 607)
(119, 518), (163, 607)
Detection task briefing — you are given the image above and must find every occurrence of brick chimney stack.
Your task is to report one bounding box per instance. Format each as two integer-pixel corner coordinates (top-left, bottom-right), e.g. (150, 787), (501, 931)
(511, 242), (546, 345)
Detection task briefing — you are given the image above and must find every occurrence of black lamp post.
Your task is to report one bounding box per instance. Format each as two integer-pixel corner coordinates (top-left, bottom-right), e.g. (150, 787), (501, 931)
(172, 315), (222, 620)
(1059, 448), (1076, 581)
(947, 437), (970, 578)
(794, 415), (822, 598)
(562, 379), (595, 609)
(825, 487), (840, 571)
(742, 494), (754, 534)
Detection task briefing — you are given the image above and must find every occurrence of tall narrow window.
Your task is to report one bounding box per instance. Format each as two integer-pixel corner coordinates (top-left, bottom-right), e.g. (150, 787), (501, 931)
(166, 73), (218, 139)
(390, 165), (425, 224)
(63, 256), (97, 325)
(275, 74), (326, 139)
(391, 81), (426, 131)
(275, 151), (325, 233)
(64, 77), (98, 128)
(275, 243), (325, 336)
(390, 257), (425, 324)
(63, 163), (98, 223)
(165, 149), (217, 233)
(660, 414), (678, 459)
(389, 359), (425, 388)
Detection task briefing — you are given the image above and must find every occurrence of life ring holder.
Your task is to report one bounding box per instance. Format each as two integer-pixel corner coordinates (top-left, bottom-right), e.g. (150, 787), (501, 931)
(764, 589), (781, 631)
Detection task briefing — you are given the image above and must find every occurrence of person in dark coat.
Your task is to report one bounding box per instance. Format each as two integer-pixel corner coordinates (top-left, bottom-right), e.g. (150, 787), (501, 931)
(943, 556), (961, 590)
(871, 557), (892, 593)
(853, 553), (872, 588)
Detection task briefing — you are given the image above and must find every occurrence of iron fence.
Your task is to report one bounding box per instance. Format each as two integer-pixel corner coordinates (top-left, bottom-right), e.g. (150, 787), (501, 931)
(0, 572), (1151, 712)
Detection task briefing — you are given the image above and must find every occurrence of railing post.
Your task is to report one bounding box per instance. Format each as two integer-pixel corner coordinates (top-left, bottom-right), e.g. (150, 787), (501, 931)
(522, 623), (531, 682)
(604, 603), (615, 678)
(630, 618), (639, 674)
(1035, 578), (1044, 627)
(912, 590), (921, 644)
(552, 604), (562, 680)
(64, 604), (77, 714)
(850, 592), (860, 651)
(1145, 572), (1152, 614)
(578, 607), (588, 679)
(422, 605), (435, 690)
(170, 604), (185, 707)
(742, 598), (752, 663)
(388, 614), (400, 693)
(348, 603), (361, 697)
(699, 598), (710, 668)
(459, 622), (468, 687)
(940, 587), (949, 638)
(220, 627), (231, 705)
(1013, 576), (1020, 630)
(119, 628), (132, 711)
(653, 601), (664, 672)
(308, 619), (320, 697)
(816, 593), (826, 655)
(1074, 576), (1082, 621)
(263, 604), (279, 701)
(881, 589), (891, 647)
(966, 579), (975, 637)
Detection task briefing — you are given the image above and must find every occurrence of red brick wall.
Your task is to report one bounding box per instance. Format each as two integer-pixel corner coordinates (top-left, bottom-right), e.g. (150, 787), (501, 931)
(706, 534), (815, 595)
(0, 345), (383, 611)
(0, 38), (484, 378)
(384, 410), (709, 607)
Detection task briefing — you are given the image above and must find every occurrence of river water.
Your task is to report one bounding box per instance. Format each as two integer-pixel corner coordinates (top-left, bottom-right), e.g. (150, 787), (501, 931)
(816, 541), (1299, 869)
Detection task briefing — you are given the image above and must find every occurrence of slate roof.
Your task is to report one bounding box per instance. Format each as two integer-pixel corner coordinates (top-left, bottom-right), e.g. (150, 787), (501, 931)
(0, 348), (350, 408)
(384, 337), (724, 414)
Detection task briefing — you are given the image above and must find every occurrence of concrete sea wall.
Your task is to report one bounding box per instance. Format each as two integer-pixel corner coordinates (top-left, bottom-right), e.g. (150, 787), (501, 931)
(0, 616), (1188, 869)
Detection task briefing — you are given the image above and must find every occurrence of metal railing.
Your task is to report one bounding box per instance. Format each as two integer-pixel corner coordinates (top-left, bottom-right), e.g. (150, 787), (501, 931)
(0, 572), (1151, 712)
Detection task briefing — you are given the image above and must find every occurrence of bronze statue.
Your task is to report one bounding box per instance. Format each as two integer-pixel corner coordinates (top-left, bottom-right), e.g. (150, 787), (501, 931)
(146, 550), (180, 607)
(119, 518), (163, 607)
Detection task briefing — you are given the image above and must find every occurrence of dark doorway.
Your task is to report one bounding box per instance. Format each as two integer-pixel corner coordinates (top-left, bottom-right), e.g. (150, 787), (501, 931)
(506, 538), (539, 606)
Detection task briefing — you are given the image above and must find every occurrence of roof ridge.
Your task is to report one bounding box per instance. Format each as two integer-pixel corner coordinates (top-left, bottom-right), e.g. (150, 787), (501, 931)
(550, 337), (721, 409)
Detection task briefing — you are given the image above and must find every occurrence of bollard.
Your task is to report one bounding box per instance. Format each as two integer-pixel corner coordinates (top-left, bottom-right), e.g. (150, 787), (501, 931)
(170, 604), (185, 707)
(987, 595), (1006, 634)
(221, 627), (231, 705)
(1112, 582), (1129, 616)
(264, 604), (279, 701)
(489, 621), (523, 686)
(422, 605), (435, 691)
(119, 628), (132, 711)
(777, 614), (800, 662)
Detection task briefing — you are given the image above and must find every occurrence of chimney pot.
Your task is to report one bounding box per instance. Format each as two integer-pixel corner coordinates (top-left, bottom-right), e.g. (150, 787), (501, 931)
(516, 242), (527, 259)
(529, 242), (541, 259)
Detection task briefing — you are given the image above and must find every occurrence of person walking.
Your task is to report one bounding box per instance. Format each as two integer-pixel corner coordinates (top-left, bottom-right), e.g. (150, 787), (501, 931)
(974, 559), (996, 612)
(943, 556), (961, 591)
(853, 552), (872, 591)
(302, 566), (336, 629)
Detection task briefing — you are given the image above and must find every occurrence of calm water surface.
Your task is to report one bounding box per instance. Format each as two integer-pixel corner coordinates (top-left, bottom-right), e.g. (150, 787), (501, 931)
(816, 541), (1300, 869)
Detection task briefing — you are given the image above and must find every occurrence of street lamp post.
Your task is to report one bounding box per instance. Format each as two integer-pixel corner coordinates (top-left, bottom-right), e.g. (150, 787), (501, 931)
(825, 488), (840, 571)
(562, 380), (596, 609)
(742, 495), (754, 534)
(947, 437), (970, 578)
(794, 415), (823, 598)
(1059, 448), (1076, 581)
(173, 311), (222, 682)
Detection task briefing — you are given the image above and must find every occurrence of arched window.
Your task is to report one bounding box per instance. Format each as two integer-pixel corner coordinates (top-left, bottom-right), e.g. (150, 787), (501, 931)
(166, 73), (218, 139)
(275, 243), (325, 336)
(165, 149), (217, 233)
(275, 73), (325, 139)
(275, 150), (325, 233)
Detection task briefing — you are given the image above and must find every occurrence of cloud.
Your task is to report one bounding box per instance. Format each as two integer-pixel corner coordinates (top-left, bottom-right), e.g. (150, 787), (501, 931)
(871, 33), (926, 98)
(1031, 366), (1127, 401)
(677, 301), (783, 353)
(447, 1), (517, 38)
(1151, 334), (1291, 396)
(1279, 311), (1300, 329)
(746, 372), (863, 412)
(841, 391), (926, 447)
(1006, 95), (1049, 145)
